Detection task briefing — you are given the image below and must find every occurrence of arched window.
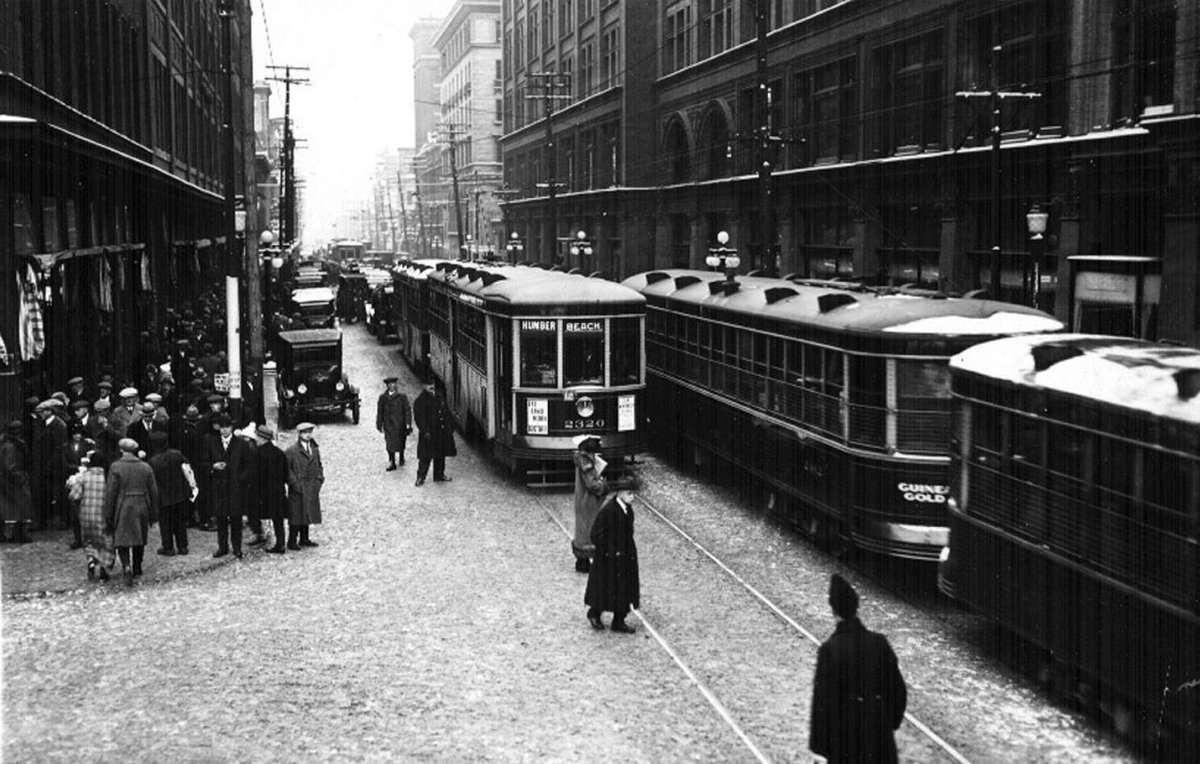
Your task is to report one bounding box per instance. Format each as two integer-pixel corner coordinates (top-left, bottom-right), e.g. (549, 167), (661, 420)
(698, 106), (731, 180)
(663, 117), (692, 183)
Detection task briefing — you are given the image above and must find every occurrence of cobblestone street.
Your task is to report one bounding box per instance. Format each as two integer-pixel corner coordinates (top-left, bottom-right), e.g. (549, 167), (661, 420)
(3, 326), (1140, 762)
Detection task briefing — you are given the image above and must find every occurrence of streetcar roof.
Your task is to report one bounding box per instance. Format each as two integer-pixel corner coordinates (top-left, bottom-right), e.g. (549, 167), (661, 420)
(392, 259), (449, 282)
(951, 334), (1200, 422)
(430, 263), (645, 308)
(621, 270), (1062, 337)
(277, 328), (342, 345)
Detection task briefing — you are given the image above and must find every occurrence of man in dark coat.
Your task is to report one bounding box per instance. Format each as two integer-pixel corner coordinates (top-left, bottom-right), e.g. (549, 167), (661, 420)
(147, 432), (195, 556)
(126, 402), (169, 455)
(1, 420), (35, 543)
(809, 573), (908, 764)
(174, 405), (208, 529)
(202, 413), (252, 558)
(376, 376), (411, 471)
(31, 400), (68, 531)
(104, 438), (160, 585)
(253, 425), (290, 554)
(584, 475), (642, 633)
(412, 379), (456, 486)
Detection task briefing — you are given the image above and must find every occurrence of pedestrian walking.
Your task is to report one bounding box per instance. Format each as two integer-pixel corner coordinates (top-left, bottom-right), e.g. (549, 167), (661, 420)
(809, 573), (908, 764)
(0, 420), (34, 543)
(103, 438), (160, 586)
(147, 432), (196, 557)
(284, 422), (324, 549)
(412, 379), (456, 486)
(203, 413), (251, 559)
(584, 473), (642, 634)
(376, 376), (411, 471)
(571, 434), (608, 573)
(253, 425), (290, 554)
(67, 450), (112, 581)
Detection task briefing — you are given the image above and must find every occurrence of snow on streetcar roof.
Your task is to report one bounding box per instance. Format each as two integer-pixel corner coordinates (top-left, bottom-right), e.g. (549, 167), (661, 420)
(621, 269), (1062, 336)
(432, 264), (644, 307)
(952, 334), (1200, 423)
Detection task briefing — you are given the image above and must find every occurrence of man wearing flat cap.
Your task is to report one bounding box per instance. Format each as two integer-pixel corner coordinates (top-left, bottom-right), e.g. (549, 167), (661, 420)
(810, 573), (908, 764)
(253, 426), (290, 554)
(284, 422), (324, 549)
(571, 435), (607, 573)
(202, 413), (252, 558)
(92, 379), (115, 410)
(376, 376), (411, 471)
(104, 438), (159, 585)
(66, 376), (87, 404)
(70, 398), (102, 440)
(110, 387), (141, 437)
(31, 400), (69, 532)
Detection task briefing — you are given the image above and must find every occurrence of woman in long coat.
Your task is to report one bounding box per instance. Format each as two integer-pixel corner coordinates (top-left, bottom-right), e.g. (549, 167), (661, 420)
(285, 423), (324, 548)
(571, 435), (607, 572)
(0, 421), (34, 543)
(69, 450), (113, 580)
(104, 439), (160, 585)
(584, 477), (641, 633)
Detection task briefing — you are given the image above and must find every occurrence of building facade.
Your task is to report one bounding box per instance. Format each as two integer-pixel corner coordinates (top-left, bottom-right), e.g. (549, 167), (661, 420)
(0, 0), (258, 413)
(499, 0), (1199, 344)
(411, 17), (444, 150)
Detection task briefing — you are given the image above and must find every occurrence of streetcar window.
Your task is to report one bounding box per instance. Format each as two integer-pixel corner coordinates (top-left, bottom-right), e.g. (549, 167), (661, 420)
(849, 357), (885, 404)
(751, 332), (768, 376)
(611, 318), (641, 385)
(564, 323), (605, 386)
(825, 351), (844, 397)
(896, 361), (952, 401)
(802, 344), (823, 387)
(1142, 450), (1192, 524)
(520, 325), (558, 387)
(696, 321), (710, 358)
(1097, 436), (1133, 499)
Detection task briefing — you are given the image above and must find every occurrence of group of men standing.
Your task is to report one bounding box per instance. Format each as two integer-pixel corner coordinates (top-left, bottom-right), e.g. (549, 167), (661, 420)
(375, 375), (456, 486)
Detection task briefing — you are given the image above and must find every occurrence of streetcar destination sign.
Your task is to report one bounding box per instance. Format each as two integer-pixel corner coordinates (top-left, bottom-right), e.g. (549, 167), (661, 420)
(520, 320), (556, 332)
(564, 320), (603, 333)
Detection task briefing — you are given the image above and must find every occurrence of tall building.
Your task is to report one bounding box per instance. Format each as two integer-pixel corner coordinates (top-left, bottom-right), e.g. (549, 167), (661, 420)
(0, 0), (257, 411)
(501, 0), (1200, 344)
(411, 17), (444, 150)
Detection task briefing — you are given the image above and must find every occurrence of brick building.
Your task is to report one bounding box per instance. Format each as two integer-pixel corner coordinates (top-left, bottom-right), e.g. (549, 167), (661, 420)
(500, 0), (1200, 344)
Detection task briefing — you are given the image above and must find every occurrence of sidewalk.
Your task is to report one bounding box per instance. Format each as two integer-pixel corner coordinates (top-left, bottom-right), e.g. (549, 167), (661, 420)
(0, 526), (242, 599)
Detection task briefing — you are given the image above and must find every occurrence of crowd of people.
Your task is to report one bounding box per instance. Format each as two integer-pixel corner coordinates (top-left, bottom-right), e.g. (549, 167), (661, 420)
(0, 289), (325, 585)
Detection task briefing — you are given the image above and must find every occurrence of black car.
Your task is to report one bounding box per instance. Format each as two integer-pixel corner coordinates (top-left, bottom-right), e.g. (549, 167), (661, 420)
(275, 328), (360, 428)
(366, 283), (399, 344)
(287, 287), (337, 328)
(337, 272), (370, 323)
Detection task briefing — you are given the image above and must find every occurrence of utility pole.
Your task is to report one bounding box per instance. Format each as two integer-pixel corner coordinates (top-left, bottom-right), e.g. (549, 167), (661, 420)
(266, 65), (310, 248)
(525, 72), (572, 265)
(439, 121), (468, 259)
(397, 170), (411, 254)
(956, 45), (1039, 300)
(754, 0), (776, 276)
(383, 176), (398, 253)
(218, 0), (243, 421)
(412, 159), (429, 257)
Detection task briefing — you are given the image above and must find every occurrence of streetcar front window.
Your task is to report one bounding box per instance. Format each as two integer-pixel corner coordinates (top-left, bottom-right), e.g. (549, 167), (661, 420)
(520, 326), (558, 387)
(564, 326), (605, 386)
(611, 318), (641, 385)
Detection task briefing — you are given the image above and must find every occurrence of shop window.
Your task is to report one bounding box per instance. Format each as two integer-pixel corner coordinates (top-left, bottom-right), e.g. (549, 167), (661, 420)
(871, 31), (944, 156)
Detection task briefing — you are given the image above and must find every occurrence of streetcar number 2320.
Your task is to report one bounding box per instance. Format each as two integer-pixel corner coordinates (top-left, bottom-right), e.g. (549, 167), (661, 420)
(563, 419), (605, 430)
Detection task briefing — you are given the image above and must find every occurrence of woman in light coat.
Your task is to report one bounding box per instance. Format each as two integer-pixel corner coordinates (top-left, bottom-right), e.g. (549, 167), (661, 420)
(69, 449), (113, 581)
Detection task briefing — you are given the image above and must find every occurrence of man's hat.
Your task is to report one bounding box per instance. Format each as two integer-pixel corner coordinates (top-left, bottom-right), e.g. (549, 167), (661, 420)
(572, 434), (602, 451)
(829, 573), (860, 619)
(140, 402), (156, 414)
(35, 400), (55, 412)
(145, 393), (163, 403)
(119, 387), (139, 398)
(207, 394), (225, 404)
(384, 376), (399, 384)
(183, 405), (201, 421)
(6, 419), (23, 432)
(93, 399), (112, 413)
(51, 392), (69, 404)
(610, 470), (643, 492)
(97, 380), (113, 390)
(255, 425), (276, 441)
(24, 395), (40, 407)
(295, 422), (316, 432)
(117, 438), (138, 452)
(67, 376), (84, 386)
(215, 413), (233, 427)
(71, 399), (91, 410)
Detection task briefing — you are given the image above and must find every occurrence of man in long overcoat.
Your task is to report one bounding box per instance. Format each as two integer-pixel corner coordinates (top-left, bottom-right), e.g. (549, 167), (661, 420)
(571, 435), (607, 573)
(31, 400), (68, 531)
(809, 573), (908, 764)
(104, 438), (160, 585)
(584, 475), (641, 633)
(376, 376), (411, 471)
(202, 413), (252, 558)
(285, 422), (324, 549)
(412, 379), (456, 486)
(254, 425), (290, 554)
(0, 420), (34, 542)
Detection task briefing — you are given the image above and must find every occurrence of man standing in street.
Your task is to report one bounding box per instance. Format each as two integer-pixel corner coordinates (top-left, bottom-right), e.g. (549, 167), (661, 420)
(584, 474), (642, 633)
(809, 573), (908, 764)
(375, 376), (411, 471)
(285, 422), (324, 549)
(204, 413), (250, 559)
(571, 435), (607, 573)
(253, 425), (290, 554)
(412, 379), (456, 486)
(31, 400), (68, 532)
(109, 387), (140, 436)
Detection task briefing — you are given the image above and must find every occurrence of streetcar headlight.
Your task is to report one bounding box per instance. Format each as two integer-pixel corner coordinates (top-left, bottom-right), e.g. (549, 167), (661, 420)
(297, 384), (308, 395)
(335, 381), (345, 391)
(575, 396), (595, 418)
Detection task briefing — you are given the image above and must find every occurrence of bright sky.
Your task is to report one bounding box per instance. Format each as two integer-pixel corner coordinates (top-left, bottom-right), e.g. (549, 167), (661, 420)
(252, 0), (456, 247)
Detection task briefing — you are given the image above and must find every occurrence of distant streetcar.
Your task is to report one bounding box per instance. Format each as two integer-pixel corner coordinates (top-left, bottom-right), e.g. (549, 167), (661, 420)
(940, 334), (1199, 744)
(419, 263), (646, 480)
(622, 269), (1063, 560)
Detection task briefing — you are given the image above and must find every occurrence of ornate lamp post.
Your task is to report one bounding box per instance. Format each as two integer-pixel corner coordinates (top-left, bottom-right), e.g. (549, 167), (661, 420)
(706, 230), (742, 284)
(505, 230), (524, 264)
(569, 229), (593, 272)
(1026, 204), (1049, 308)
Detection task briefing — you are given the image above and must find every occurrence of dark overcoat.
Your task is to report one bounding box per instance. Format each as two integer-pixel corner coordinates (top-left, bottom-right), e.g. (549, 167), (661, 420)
(32, 416), (68, 485)
(809, 616), (908, 764)
(103, 453), (159, 547)
(0, 439), (34, 522)
(376, 390), (412, 452)
(126, 417), (169, 455)
(584, 493), (640, 613)
(201, 433), (251, 519)
(412, 390), (456, 460)
(256, 441), (289, 522)
(572, 450), (607, 559)
(285, 440), (324, 524)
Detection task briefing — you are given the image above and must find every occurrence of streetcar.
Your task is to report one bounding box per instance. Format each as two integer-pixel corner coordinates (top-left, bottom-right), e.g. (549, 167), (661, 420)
(330, 239), (366, 264)
(390, 259), (447, 373)
(622, 269), (1063, 560)
(940, 334), (1200, 744)
(425, 262), (645, 479)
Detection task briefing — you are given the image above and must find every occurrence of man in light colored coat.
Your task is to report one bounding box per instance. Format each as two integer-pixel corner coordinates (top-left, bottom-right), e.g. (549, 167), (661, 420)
(285, 422), (324, 549)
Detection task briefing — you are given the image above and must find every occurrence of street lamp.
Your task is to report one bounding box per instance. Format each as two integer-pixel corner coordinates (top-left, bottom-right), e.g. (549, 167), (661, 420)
(706, 230), (741, 284)
(569, 229), (593, 271)
(465, 233), (474, 261)
(505, 230), (524, 264)
(1026, 204), (1049, 308)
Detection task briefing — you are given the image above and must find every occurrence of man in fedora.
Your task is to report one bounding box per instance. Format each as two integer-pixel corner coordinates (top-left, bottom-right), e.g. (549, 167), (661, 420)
(584, 472), (643, 633)
(203, 413), (251, 558)
(412, 378), (455, 487)
(810, 573), (908, 764)
(126, 401), (168, 456)
(253, 425), (290, 554)
(376, 375), (411, 471)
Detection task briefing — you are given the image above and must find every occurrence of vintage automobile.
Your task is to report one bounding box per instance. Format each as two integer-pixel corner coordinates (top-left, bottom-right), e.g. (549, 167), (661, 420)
(366, 282), (399, 344)
(337, 272), (370, 323)
(275, 328), (360, 428)
(288, 286), (336, 328)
